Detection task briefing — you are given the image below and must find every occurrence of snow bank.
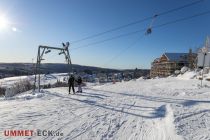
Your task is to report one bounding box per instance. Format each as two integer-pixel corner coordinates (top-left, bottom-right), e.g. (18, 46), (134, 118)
(3, 91), (45, 100)
(175, 70), (180, 75)
(136, 77), (145, 81)
(177, 71), (197, 80)
(1, 75), (28, 81)
(3, 80), (33, 97)
(0, 76), (32, 88)
(4, 87), (16, 97)
(15, 92), (45, 100)
(180, 66), (188, 74)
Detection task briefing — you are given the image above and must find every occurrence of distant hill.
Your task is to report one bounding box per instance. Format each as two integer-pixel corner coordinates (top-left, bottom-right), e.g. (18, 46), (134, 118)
(0, 63), (150, 78)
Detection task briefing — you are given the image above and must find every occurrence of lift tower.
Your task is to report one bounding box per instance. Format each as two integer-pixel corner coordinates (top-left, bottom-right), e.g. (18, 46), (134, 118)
(34, 42), (72, 92)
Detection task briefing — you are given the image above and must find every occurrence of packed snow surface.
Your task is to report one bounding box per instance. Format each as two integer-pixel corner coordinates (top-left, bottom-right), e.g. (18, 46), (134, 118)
(1, 75), (210, 140)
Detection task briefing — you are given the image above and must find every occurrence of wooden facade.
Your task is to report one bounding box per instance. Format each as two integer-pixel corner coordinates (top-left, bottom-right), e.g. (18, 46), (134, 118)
(150, 53), (194, 78)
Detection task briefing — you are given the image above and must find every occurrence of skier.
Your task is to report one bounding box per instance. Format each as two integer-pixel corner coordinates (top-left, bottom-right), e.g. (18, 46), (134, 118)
(76, 76), (83, 93)
(68, 75), (75, 94)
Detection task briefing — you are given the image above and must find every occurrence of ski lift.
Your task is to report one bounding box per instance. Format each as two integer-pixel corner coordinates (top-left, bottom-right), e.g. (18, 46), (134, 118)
(145, 14), (158, 35)
(45, 49), (51, 54)
(59, 51), (64, 55)
(66, 42), (70, 47)
(62, 42), (70, 49)
(146, 28), (152, 35)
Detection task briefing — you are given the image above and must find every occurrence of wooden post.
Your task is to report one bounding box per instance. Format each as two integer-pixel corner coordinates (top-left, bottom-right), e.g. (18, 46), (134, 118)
(201, 52), (206, 87)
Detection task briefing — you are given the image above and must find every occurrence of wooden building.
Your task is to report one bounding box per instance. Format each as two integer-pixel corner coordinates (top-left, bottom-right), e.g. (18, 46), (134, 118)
(150, 52), (196, 78)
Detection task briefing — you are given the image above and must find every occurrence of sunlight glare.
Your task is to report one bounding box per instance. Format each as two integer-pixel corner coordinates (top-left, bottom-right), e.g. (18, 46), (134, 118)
(12, 27), (17, 32)
(0, 16), (9, 30)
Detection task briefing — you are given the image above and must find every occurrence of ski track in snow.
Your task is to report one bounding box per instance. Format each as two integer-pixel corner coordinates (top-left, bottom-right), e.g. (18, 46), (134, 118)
(0, 77), (210, 140)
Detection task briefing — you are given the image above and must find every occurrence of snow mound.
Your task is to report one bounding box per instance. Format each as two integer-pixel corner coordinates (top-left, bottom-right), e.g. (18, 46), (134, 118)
(180, 66), (188, 74)
(175, 70), (180, 75)
(3, 92), (45, 100)
(136, 77), (144, 81)
(177, 71), (196, 80)
(16, 92), (45, 100)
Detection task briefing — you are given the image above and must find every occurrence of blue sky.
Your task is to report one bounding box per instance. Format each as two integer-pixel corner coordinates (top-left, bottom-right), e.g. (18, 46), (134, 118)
(0, 0), (209, 69)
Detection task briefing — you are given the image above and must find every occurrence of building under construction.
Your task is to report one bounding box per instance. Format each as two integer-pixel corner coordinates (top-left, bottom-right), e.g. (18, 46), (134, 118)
(150, 51), (197, 78)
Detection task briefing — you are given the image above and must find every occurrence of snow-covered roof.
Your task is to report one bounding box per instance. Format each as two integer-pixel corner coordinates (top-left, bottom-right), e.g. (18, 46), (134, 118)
(164, 53), (189, 62)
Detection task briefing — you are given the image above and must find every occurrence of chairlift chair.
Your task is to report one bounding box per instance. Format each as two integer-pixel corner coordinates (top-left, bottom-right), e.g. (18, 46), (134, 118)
(145, 14), (158, 35)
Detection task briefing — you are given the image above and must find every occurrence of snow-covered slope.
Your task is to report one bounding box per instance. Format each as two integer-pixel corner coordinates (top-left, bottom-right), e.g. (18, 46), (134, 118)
(0, 75), (210, 140)
(0, 73), (68, 88)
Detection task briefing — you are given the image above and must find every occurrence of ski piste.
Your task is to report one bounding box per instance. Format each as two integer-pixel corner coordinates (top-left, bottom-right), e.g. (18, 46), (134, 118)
(1, 71), (210, 140)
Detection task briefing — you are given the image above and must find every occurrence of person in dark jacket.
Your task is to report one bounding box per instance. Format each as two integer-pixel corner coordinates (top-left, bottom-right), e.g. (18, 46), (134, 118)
(76, 76), (82, 93)
(68, 75), (75, 94)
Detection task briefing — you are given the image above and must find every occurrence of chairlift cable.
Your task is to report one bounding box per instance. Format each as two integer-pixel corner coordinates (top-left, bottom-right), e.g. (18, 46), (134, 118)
(102, 10), (210, 66)
(103, 34), (145, 67)
(70, 0), (205, 44)
(71, 10), (210, 51)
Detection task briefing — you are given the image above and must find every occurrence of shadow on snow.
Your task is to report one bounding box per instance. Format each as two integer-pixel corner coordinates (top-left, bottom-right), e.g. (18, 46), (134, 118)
(89, 88), (210, 107)
(45, 91), (166, 119)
